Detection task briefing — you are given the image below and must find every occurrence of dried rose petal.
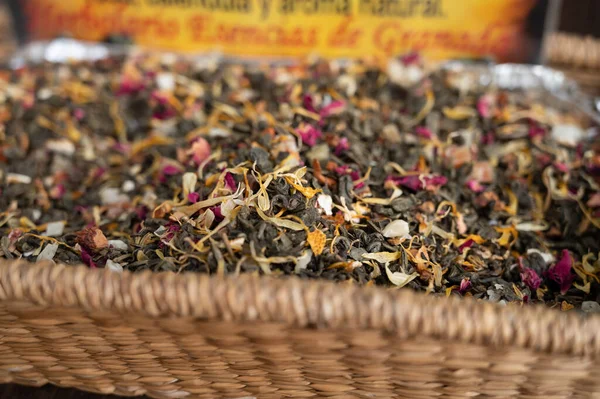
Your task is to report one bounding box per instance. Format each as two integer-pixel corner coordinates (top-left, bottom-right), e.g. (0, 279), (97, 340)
(117, 77), (144, 96)
(387, 175), (447, 192)
(211, 205), (224, 221)
(162, 164), (183, 176)
(188, 138), (211, 165)
(303, 94), (316, 113)
(166, 222), (181, 233)
(521, 267), (542, 291)
(73, 108), (85, 120)
(481, 131), (495, 145)
(335, 165), (351, 175)
(296, 125), (322, 147)
(444, 145), (472, 168)
(93, 167), (107, 180)
(465, 179), (485, 193)
(459, 278), (472, 294)
(49, 184), (66, 200)
(477, 95), (492, 118)
(415, 126), (433, 139)
(112, 142), (130, 154)
(576, 143), (585, 160)
(545, 249), (576, 294)
(135, 205), (148, 220)
(224, 172), (237, 191)
(8, 228), (23, 243)
(80, 246), (97, 268)
(76, 227), (108, 253)
(153, 107), (176, 120)
(529, 124), (546, 140)
(587, 192), (600, 208)
(458, 239), (475, 254)
(470, 161), (494, 184)
(188, 192), (200, 203)
(553, 162), (569, 174)
(320, 100), (346, 118)
(334, 137), (350, 155)
(536, 153), (553, 168)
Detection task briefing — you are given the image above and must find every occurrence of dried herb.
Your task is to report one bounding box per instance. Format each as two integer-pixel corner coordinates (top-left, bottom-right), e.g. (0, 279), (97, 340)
(1, 53), (599, 310)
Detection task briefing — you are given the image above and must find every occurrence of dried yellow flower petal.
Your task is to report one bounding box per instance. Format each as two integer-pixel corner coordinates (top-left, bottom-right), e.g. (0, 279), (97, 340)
(307, 229), (326, 256)
(442, 105), (476, 120)
(561, 301), (574, 312)
(285, 177), (322, 199)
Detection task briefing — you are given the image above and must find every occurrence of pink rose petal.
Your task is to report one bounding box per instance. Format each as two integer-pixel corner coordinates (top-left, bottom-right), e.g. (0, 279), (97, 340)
(334, 137), (350, 155)
(586, 192), (600, 208)
(320, 100), (346, 118)
(117, 77), (145, 96)
(465, 179), (485, 193)
(188, 192), (200, 203)
(224, 172), (237, 191)
(297, 125), (322, 147)
(415, 126), (433, 139)
(477, 95), (492, 118)
(521, 267), (542, 291)
(162, 164), (183, 176)
(528, 124), (546, 140)
(386, 175), (447, 192)
(545, 249), (575, 294)
(73, 108), (85, 120)
(303, 94), (316, 113)
(459, 278), (472, 294)
(188, 138), (211, 165)
(481, 131), (495, 145)
(80, 247), (97, 268)
(458, 239), (475, 254)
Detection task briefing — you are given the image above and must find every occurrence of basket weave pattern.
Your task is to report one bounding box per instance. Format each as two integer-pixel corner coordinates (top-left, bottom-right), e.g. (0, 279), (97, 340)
(1, 260), (600, 398)
(546, 32), (600, 94)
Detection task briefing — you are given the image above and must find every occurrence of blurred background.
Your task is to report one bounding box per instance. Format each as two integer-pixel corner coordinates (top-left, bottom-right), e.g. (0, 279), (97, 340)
(1, 0), (599, 94)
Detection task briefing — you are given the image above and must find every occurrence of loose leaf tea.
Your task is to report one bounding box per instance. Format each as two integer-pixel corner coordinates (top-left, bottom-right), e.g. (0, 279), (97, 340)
(1, 53), (599, 310)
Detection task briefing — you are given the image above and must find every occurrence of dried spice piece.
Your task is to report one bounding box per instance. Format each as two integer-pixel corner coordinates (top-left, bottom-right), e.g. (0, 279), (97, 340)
(0, 53), (599, 309)
(307, 229), (326, 256)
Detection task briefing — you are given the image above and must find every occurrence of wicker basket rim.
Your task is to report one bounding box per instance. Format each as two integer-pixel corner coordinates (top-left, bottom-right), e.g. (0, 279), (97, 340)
(1, 259), (599, 358)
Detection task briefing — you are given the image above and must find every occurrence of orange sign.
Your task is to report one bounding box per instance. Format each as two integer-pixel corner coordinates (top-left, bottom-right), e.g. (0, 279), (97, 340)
(21, 0), (538, 62)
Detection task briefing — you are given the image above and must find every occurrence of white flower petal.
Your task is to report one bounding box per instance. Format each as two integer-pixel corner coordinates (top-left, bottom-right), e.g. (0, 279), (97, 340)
(44, 221), (65, 237)
(108, 240), (129, 251)
(385, 265), (418, 287)
(295, 249), (313, 273)
(382, 219), (410, 238)
(106, 259), (124, 273)
(316, 194), (333, 216)
(36, 243), (59, 261)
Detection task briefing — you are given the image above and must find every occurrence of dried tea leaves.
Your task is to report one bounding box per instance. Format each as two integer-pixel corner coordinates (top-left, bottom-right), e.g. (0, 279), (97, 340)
(0, 53), (599, 309)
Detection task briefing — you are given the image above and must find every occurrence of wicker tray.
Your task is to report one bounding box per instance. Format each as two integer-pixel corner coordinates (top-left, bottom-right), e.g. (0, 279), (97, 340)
(1, 260), (600, 399)
(2, 41), (600, 398)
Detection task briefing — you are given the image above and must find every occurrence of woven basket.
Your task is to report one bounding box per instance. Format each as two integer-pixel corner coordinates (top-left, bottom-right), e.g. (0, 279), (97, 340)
(1, 259), (600, 398)
(546, 32), (600, 95)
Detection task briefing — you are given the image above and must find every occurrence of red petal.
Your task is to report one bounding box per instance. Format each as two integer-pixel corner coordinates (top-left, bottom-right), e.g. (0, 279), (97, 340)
(545, 249), (575, 294)
(520, 268), (542, 291)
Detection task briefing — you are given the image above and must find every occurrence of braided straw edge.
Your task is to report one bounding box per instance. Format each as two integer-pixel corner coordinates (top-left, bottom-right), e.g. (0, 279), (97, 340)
(1, 259), (599, 358)
(546, 32), (600, 70)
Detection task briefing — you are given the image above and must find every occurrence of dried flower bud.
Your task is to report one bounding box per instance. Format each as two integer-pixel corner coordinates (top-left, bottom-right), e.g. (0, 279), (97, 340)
(76, 227), (108, 252)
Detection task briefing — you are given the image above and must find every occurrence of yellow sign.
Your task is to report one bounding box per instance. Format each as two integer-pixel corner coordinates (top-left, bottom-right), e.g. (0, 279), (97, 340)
(22, 0), (537, 62)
